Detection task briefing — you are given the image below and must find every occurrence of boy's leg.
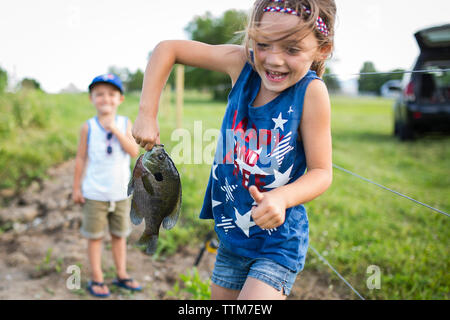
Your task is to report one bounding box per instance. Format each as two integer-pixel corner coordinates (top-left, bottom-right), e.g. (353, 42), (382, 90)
(238, 277), (286, 300)
(81, 199), (109, 295)
(110, 234), (140, 289)
(88, 238), (109, 295)
(109, 198), (140, 289)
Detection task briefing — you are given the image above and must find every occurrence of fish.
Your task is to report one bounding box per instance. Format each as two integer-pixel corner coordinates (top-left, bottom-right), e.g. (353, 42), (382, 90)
(127, 144), (182, 255)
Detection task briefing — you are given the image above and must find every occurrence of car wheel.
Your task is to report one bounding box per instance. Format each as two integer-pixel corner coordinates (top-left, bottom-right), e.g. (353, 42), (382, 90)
(399, 121), (415, 141)
(394, 121), (400, 137)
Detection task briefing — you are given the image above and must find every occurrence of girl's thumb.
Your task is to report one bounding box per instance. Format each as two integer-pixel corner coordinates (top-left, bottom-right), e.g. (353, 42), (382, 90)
(249, 185), (264, 204)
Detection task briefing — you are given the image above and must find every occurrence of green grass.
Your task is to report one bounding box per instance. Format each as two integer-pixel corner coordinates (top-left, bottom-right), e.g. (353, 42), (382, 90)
(306, 95), (449, 300)
(0, 90), (448, 299)
(0, 90), (98, 190)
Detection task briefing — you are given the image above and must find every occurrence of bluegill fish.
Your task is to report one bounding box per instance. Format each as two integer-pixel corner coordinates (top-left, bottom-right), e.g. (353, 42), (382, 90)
(127, 144), (182, 254)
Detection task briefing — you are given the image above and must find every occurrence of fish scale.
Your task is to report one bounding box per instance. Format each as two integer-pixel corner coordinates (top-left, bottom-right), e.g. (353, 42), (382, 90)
(127, 144), (182, 254)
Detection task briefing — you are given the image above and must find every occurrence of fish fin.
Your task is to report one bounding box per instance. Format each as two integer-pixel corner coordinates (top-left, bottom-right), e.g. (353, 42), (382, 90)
(128, 155), (144, 196)
(162, 188), (182, 230)
(138, 233), (158, 255)
(141, 174), (154, 196)
(127, 178), (134, 197)
(130, 199), (144, 225)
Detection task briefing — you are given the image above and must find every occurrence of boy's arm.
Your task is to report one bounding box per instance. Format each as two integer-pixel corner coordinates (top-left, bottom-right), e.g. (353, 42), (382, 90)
(250, 79), (332, 229)
(108, 118), (139, 158)
(72, 122), (89, 204)
(133, 40), (247, 151)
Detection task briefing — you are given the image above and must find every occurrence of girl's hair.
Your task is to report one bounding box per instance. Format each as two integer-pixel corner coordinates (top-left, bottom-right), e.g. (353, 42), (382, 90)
(243, 0), (336, 77)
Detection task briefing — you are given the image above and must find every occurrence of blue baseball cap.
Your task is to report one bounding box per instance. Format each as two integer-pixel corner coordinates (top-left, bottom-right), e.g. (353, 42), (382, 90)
(88, 73), (124, 94)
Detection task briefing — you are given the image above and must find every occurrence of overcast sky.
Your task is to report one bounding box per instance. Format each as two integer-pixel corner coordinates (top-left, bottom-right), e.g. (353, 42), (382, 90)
(1, 0), (449, 93)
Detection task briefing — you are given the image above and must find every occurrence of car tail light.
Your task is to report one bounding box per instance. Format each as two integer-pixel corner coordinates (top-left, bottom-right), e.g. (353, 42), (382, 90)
(404, 81), (415, 101)
(413, 112), (422, 119)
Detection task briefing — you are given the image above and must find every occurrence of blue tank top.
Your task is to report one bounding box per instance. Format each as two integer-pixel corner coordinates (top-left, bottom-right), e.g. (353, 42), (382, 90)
(199, 62), (320, 272)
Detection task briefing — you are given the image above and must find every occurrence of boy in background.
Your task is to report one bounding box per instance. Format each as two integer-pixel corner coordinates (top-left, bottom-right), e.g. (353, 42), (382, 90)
(72, 74), (141, 297)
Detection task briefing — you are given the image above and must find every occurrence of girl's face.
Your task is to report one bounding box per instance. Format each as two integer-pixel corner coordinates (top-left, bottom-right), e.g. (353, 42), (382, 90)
(89, 83), (124, 115)
(253, 13), (324, 97)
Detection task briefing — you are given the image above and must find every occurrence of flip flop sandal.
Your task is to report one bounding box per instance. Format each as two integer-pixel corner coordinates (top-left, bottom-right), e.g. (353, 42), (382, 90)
(112, 278), (142, 291)
(87, 280), (111, 298)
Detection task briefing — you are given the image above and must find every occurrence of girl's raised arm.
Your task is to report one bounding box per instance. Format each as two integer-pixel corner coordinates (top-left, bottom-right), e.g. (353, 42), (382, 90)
(133, 40), (246, 150)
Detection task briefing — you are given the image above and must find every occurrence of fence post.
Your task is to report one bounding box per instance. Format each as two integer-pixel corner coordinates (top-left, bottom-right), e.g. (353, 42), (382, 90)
(176, 65), (184, 129)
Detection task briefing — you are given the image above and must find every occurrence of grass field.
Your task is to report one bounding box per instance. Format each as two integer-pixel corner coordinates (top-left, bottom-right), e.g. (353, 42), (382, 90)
(0, 89), (448, 299)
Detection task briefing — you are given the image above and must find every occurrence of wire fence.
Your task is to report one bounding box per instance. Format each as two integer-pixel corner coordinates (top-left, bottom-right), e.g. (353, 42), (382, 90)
(307, 68), (449, 300)
(309, 245), (366, 300)
(332, 164), (449, 218)
(323, 68), (450, 78)
(311, 163), (448, 300)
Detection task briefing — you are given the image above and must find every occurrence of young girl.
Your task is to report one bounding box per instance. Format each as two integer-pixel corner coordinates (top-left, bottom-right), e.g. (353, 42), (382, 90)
(132, 0), (335, 299)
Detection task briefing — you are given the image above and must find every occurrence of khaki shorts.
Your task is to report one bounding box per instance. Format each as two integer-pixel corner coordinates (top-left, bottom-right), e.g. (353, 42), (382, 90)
(80, 198), (131, 239)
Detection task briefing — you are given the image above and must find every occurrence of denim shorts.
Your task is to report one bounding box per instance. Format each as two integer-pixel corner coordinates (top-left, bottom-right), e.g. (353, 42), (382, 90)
(211, 244), (298, 296)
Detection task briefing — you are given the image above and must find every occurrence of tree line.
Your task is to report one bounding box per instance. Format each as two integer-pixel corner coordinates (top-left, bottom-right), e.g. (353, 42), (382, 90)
(0, 67), (43, 93)
(358, 61), (404, 95)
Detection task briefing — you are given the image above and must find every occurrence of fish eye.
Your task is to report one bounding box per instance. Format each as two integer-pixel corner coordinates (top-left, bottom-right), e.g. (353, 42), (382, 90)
(158, 153), (165, 160)
(154, 172), (163, 181)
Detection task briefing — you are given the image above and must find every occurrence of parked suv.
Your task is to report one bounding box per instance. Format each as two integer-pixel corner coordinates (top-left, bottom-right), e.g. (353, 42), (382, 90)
(393, 24), (450, 140)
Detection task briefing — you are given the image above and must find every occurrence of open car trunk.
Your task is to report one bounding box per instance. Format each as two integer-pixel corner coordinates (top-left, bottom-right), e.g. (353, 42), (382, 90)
(414, 24), (450, 108)
(414, 62), (450, 107)
(415, 24), (450, 55)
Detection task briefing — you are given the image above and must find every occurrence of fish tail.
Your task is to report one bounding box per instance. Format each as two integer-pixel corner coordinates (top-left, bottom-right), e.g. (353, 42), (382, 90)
(138, 233), (158, 255)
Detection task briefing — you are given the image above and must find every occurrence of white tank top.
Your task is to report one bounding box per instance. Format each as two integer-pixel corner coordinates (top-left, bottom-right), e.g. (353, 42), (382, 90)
(82, 115), (131, 201)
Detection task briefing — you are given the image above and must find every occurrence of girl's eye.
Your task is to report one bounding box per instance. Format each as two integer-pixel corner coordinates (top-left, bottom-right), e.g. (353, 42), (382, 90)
(256, 43), (269, 50)
(286, 47), (301, 55)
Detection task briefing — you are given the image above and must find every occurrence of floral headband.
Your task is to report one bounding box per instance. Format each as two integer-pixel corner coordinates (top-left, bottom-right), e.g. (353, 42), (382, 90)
(263, 0), (329, 36)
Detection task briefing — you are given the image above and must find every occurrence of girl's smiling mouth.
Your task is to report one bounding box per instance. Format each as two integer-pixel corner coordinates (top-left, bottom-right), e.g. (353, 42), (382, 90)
(265, 70), (289, 82)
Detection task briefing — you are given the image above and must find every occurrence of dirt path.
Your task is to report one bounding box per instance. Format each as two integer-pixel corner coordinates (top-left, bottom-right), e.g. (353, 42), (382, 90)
(0, 160), (350, 300)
